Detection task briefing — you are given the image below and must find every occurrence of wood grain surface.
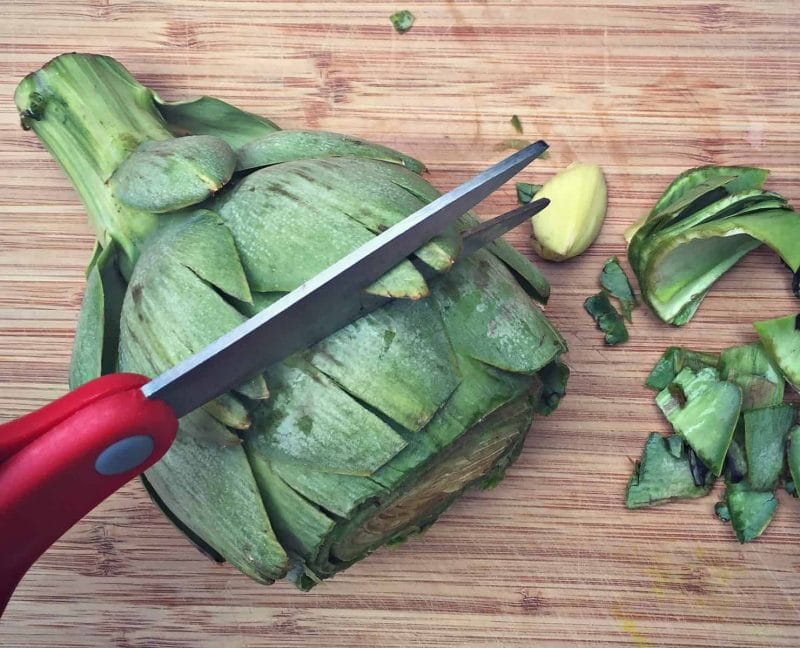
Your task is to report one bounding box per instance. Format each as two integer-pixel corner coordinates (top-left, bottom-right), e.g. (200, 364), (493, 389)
(1, 1), (799, 646)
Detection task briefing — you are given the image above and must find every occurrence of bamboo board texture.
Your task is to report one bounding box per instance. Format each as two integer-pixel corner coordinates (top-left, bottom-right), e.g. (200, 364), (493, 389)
(1, 1), (799, 646)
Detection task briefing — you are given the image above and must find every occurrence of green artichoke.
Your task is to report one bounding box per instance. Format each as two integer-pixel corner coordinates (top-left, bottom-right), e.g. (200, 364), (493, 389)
(15, 53), (568, 588)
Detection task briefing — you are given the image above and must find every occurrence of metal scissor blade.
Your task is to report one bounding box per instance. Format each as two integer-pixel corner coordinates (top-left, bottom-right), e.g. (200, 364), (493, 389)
(460, 198), (549, 258)
(141, 140), (549, 417)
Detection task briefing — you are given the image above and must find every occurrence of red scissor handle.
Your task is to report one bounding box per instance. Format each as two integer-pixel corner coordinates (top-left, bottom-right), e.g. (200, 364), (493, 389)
(0, 374), (178, 615)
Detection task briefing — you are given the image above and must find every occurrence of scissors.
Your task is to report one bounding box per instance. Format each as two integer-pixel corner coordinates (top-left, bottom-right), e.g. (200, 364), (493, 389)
(0, 140), (550, 614)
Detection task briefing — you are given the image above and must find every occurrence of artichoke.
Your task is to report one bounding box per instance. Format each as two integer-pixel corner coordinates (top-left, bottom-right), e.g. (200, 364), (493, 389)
(15, 53), (568, 588)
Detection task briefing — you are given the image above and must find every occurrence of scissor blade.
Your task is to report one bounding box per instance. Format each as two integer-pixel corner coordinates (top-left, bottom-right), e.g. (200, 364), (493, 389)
(141, 140), (549, 417)
(460, 198), (549, 258)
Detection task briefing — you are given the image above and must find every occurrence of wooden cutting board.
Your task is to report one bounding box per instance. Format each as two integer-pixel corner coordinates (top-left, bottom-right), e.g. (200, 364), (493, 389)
(1, 1), (799, 645)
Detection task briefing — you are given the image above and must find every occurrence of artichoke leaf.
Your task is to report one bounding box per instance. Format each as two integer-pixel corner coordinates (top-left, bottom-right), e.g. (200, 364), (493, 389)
(153, 93), (280, 149)
(110, 136), (236, 213)
(724, 481), (778, 544)
(433, 250), (566, 373)
(720, 342), (785, 410)
(625, 433), (715, 508)
(69, 240), (126, 388)
(754, 314), (800, 391)
(743, 404), (795, 491)
(246, 452), (337, 559)
(213, 159), (429, 299)
(655, 367), (741, 476)
(308, 296), (460, 432)
(645, 346), (719, 391)
(236, 130), (425, 174)
(144, 411), (288, 583)
(247, 360), (407, 476)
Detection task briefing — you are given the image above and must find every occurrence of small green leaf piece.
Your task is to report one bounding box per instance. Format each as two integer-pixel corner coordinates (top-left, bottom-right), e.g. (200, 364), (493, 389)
(111, 135), (236, 213)
(390, 10), (415, 33)
(510, 115), (523, 134)
(720, 342), (785, 410)
(743, 404), (795, 491)
(600, 256), (637, 321)
(515, 182), (542, 205)
(754, 314), (800, 391)
(645, 347), (719, 391)
(584, 291), (629, 345)
(655, 367), (742, 475)
(625, 433), (715, 508)
(534, 360), (570, 415)
(714, 501), (731, 522)
(725, 481), (778, 543)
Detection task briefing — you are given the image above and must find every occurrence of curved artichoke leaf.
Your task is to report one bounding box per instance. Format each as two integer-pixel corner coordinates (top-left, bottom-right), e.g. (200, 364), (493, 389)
(245, 452), (337, 559)
(307, 296), (460, 433)
(293, 157), (458, 273)
(144, 410), (289, 584)
(236, 130), (425, 174)
(433, 250), (566, 373)
(213, 159), (429, 299)
(153, 93), (280, 149)
(70, 240), (126, 388)
(111, 136), (236, 213)
(247, 360), (407, 476)
(754, 314), (800, 391)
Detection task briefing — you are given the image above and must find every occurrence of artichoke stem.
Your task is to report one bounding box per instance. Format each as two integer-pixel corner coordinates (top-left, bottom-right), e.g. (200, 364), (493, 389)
(14, 53), (172, 266)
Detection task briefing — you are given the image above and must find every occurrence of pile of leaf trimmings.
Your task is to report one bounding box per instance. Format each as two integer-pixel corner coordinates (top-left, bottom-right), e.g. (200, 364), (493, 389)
(584, 257), (638, 345)
(626, 165), (800, 326)
(626, 339), (799, 543)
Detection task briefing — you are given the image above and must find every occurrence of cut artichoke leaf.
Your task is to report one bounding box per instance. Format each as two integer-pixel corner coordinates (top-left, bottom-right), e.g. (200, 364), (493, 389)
(584, 291), (628, 345)
(213, 159), (429, 299)
(651, 165), (768, 220)
(724, 419), (748, 484)
(655, 367), (741, 476)
(625, 433), (715, 508)
(246, 452), (337, 560)
(110, 135), (237, 213)
(719, 342), (785, 411)
(743, 404), (795, 491)
(788, 425), (800, 488)
(641, 232), (761, 325)
(236, 130), (425, 174)
(247, 359), (408, 476)
(144, 411), (289, 583)
(645, 346), (719, 391)
(754, 314), (800, 391)
(203, 392), (251, 430)
(270, 455), (388, 519)
(284, 157), (458, 273)
(152, 210), (253, 303)
(69, 241), (127, 388)
(724, 481), (778, 544)
(486, 238), (550, 304)
(308, 296), (461, 432)
(118, 248), (266, 419)
(141, 473), (225, 564)
(646, 190), (784, 264)
(534, 360), (570, 415)
(676, 208), (800, 272)
(153, 94), (281, 149)
(627, 168), (767, 274)
(600, 256), (637, 321)
(433, 250), (566, 372)
(516, 182), (542, 205)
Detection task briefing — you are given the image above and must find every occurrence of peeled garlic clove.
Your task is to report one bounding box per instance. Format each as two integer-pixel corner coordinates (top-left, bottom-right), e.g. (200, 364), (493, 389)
(531, 162), (607, 261)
